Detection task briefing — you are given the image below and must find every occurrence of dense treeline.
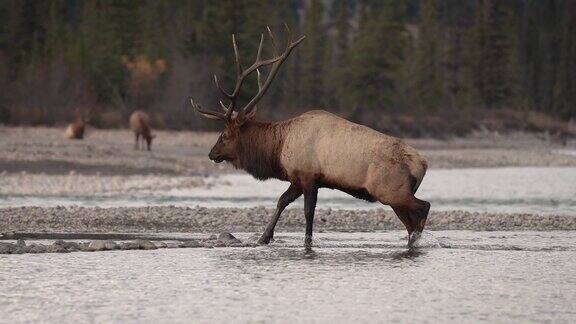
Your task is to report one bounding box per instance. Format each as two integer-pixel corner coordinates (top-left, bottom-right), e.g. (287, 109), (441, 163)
(0, 0), (574, 135)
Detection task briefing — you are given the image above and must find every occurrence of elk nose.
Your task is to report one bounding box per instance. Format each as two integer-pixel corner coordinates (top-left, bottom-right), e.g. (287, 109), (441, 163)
(208, 149), (220, 162)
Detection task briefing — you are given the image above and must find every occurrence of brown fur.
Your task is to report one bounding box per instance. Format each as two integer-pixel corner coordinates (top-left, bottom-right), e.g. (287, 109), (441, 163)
(234, 121), (288, 180)
(129, 111), (155, 150)
(64, 120), (85, 139)
(208, 110), (430, 246)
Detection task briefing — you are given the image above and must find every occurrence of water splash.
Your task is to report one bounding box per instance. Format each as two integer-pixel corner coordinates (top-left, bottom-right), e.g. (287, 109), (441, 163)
(411, 231), (442, 248)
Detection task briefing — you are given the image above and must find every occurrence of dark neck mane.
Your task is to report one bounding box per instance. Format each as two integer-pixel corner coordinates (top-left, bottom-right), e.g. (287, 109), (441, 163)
(236, 120), (287, 181)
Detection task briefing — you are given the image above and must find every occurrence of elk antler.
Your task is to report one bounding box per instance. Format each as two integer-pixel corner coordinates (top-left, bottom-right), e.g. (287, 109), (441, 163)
(191, 24), (305, 122)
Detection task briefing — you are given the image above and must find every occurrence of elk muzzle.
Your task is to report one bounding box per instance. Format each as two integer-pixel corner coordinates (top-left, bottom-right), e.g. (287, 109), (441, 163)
(208, 148), (225, 163)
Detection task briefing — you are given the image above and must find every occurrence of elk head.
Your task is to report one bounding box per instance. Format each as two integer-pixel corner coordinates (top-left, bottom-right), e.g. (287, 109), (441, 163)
(191, 25), (304, 164)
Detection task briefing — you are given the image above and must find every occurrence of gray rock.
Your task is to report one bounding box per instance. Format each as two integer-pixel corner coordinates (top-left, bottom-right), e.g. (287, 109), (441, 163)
(135, 239), (157, 250)
(11, 247), (25, 254)
(120, 242), (140, 250)
(78, 242), (92, 252)
(154, 241), (167, 249)
(53, 240), (80, 251)
(217, 232), (242, 246)
(213, 240), (226, 247)
(0, 242), (15, 254)
(164, 242), (180, 249)
(47, 244), (69, 253)
(103, 240), (119, 250)
(27, 244), (48, 253)
(88, 240), (107, 251)
(16, 239), (26, 247)
(63, 241), (80, 251)
(199, 241), (215, 248)
(178, 240), (202, 248)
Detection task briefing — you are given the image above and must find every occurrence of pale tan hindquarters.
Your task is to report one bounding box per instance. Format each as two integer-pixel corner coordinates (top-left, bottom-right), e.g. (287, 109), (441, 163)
(279, 110), (427, 204)
(278, 110), (430, 239)
(129, 111), (151, 136)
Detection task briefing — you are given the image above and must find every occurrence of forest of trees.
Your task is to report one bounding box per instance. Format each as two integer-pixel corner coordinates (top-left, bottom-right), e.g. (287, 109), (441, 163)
(0, 0), (574, 136)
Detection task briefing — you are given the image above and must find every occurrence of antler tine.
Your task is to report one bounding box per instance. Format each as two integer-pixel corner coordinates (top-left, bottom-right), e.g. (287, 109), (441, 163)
(245, 69), (263, 120)
(255, 34), (264, 63)
(256, 69), (263, 90)
(218, 100), (229, 112)
(197, 25), (304, 123)
(267, 26), (278, 56)
(214, 74), (233, 99)
(232, 34), (242, 79)
(284, 23), (292, 50)
(241, 26), (305, 118)
(191, 99), (227, 120)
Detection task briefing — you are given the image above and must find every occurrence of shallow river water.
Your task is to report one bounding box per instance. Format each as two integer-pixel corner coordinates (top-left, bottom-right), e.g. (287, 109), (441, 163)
(2, 167), (576, 215)
(1, 231), (575, 323)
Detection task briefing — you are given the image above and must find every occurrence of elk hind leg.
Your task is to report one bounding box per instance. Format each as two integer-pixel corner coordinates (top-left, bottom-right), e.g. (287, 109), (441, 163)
(403, 196), (430, 246)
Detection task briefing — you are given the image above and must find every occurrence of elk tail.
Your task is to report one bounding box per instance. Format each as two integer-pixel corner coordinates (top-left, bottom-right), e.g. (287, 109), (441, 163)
(409, 159), (428, 194)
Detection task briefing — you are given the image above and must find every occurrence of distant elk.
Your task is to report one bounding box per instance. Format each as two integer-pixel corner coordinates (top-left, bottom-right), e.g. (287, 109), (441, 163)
(64, 109), (91, 139)
(191, 25), (430, 247)
(130, 110), (155, 151)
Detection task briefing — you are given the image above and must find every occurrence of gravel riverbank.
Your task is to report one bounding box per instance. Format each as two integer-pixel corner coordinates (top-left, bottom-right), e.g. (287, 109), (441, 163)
(1, 206), (574, 234)
(1, 127), (575, 177)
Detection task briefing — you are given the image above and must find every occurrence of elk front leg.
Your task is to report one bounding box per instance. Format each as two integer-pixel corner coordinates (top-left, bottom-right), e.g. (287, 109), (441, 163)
(134, 134), (140, 150)
(258, 184), (302, 244)
(303, 186), (318, 247)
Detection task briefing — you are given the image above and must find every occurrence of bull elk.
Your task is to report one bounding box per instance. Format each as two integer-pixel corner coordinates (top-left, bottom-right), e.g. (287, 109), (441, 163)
(191, 25), (430, 247)
(130, 110), (155, 151)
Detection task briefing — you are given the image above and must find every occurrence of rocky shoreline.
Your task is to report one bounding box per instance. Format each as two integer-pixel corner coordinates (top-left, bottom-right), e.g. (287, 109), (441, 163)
(1, 206), (574, 235)
(0, 232), (252, 254)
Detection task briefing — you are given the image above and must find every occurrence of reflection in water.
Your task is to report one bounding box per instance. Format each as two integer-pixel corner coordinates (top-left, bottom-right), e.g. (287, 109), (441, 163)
(1, 231), (575, 323)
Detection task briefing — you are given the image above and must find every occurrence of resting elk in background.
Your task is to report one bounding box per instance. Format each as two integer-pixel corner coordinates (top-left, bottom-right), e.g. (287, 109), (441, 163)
(130, 110), (155, 151)
(64, 109), (91, 139)
(191, 25), (430, 247)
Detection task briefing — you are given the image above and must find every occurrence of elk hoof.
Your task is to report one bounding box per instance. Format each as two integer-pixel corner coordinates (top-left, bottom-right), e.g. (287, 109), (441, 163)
(408, 231), (422, 248)
(257, 235), (274, 245)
